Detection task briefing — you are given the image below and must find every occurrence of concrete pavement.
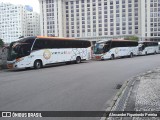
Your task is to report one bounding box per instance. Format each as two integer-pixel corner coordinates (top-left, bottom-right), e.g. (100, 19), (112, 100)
(107, 67), (160, 120)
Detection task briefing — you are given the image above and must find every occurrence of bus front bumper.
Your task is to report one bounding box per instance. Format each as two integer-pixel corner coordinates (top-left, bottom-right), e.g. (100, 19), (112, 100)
(138, 51), (143, 56)
(7, 61), (26, 69)
(93, 55), (104, 60)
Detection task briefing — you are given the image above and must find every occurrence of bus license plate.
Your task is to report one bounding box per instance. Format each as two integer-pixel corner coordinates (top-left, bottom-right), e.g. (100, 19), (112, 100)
(95, 56), (101, 60)
(7, 64), (13, 69)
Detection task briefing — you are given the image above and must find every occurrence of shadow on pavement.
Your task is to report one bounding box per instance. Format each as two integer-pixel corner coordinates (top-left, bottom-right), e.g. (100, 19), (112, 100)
(7, 61), (90, 72)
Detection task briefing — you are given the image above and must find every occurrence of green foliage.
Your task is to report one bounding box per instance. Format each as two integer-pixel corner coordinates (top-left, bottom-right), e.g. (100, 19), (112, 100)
(124, 36), (139, 41)
(0, 38), (4, 47)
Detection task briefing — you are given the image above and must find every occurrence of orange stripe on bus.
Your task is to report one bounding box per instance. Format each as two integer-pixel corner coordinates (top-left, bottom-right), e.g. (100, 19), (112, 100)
(36, 36), (76, 40)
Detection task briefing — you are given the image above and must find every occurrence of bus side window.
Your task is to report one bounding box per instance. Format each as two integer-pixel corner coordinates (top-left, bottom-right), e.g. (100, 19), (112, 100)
(84, 41), (91, 48)
(51, 40), (58, 48)
(64, 40), (73, 48)
(110, 42), (114, 49)
(154, 42), (158, 46)
(88, 41), (91, 47)
(54, 40), (66, 48)
(66, 40), (73, 48)
(104, 45), (109, 52)
(146, 42), (150, 47)
(44, 40), (50, 49)
(33, 39), (45, 50)
(32, 40), (39, 50)
(115, 42), (121, 47)
(72, 41), (77, 48)
(125, 42), (129, 47)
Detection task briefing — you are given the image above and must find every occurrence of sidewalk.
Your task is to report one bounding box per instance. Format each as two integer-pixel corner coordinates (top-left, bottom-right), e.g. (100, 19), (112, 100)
(107, 67), (160, 120)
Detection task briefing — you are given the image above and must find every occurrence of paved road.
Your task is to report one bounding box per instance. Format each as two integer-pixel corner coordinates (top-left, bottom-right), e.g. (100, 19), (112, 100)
(0, 54), (160, 119)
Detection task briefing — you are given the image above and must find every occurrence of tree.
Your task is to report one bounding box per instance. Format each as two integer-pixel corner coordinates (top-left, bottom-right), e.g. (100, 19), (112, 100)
(0, 38), (4, 47)
(124, 36), (139, 41)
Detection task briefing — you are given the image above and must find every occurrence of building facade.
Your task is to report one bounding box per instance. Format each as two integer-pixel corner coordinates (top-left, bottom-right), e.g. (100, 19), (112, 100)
(26, 12), (40, 37)
(140, 0), (160, 40)
(39, 0), (160, 41)
(0, 3), (40, 43)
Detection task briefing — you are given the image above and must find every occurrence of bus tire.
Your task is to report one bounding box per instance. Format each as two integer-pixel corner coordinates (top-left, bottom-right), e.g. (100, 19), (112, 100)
(130, 53), (133, 58)
(34, 60), (42, 69)
(145, 51), (147, 55)
(154, 51), (157, 54)
(111, 54), (115, 60)
(75, 56), (81, 64)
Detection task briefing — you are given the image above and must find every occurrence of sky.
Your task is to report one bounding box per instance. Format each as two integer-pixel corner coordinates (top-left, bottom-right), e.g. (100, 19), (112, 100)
(0, 0), (40, 13)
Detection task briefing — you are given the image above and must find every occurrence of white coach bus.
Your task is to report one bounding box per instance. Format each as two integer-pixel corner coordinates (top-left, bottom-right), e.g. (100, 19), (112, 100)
(138, 41), (159, 55)
(94, 39), (138, 60)
(7, 36), (91, 69)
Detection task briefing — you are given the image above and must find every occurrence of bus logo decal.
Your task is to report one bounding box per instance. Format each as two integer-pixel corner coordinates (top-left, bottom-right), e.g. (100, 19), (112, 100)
(43, 50), (52, 60)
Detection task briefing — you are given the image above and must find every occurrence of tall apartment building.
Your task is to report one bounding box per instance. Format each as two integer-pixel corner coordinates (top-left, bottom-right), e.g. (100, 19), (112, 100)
(0, 2), (40, 43)
(26, 12), (40, 37)
(141, 0), (160, 40)
(39, 0), (160, 41)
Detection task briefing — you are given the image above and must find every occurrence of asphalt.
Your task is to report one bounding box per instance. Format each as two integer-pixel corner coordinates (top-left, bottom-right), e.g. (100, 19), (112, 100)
(0, 54), (160, 120)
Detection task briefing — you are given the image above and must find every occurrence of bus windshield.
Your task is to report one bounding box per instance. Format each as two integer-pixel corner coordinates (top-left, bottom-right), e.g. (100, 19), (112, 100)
(138, 43), (145, 51)
(7, 38), (34, 61)
(94, 43), (105, 54)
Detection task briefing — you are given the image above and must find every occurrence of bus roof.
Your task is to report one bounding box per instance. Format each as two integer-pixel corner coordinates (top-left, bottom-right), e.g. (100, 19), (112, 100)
(139, 41), (158, 43)
(36, 36), (77, 40)
(11, 36), (91, 44)
(111, 39), (138, 42)
(97, 39), (138, 44)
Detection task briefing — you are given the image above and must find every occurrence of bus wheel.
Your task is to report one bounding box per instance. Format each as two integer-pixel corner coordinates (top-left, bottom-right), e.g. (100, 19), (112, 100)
(34, 60), (42, 69)
(130, 53), (133, 58)
(154, 51), (157, 54)
(75, 57), (81, 64)
(111, 54), (115, 60)
(145, 51), (147, 55)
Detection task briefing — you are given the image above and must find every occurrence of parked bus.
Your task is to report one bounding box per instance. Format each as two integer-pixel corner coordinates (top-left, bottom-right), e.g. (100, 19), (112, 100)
(7, 36), (91, 69)
(138, 41), (159, 55)
(94, 39), (138, 60)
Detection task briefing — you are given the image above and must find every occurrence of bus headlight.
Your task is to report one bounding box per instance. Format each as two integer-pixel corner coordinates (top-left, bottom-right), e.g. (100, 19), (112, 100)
(16, 58), (24, 62)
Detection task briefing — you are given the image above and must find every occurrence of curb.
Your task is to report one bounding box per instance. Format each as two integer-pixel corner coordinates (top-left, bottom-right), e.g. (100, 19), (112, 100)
(106, 80), (129, 111)
(100, 67), (159, 120)
(100, 77), (136, 120)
